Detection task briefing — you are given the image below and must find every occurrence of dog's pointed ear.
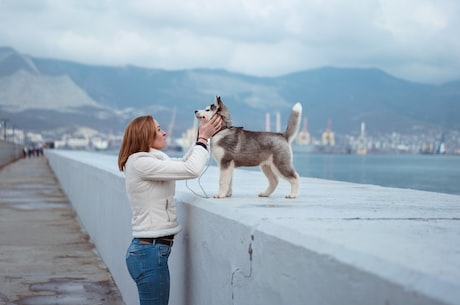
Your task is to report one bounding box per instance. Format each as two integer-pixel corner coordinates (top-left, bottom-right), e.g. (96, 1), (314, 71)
(216, 96), (222, 106)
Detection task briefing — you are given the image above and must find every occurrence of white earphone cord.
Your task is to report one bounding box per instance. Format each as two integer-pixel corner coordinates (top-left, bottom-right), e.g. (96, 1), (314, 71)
(185, 140), (212, 198)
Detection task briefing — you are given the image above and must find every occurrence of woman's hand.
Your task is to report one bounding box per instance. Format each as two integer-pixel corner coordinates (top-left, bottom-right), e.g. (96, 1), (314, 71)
(197, 114), (223, 142)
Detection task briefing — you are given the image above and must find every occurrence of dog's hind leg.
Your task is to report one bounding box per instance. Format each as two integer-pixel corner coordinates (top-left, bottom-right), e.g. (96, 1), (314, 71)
(285, 172), (299, 199)
(214, 162), (234, 198)
(276, 159), (299, 198)
(258, 164), (279, 197)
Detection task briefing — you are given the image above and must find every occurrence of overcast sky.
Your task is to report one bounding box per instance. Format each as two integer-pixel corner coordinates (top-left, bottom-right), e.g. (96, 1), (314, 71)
(1, 0), (459, 84)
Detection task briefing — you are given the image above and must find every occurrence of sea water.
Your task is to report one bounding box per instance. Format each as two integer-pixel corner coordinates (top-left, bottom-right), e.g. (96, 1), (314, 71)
(293, 154), (460, 196)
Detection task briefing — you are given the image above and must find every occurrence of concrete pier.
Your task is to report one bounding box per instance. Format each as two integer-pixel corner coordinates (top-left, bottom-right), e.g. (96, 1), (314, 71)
(0, 156), (125, 305)
(45, 149), (460, 305)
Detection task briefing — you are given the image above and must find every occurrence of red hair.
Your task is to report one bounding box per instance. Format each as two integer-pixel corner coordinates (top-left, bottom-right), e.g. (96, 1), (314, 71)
(118, 115), (157, 171)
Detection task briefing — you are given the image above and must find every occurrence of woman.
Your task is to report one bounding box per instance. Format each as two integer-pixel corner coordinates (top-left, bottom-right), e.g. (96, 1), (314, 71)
(118, 113), (222, 305)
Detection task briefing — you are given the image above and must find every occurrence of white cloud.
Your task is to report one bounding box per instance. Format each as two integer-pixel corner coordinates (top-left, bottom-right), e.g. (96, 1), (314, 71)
(0, 0), (459, 83)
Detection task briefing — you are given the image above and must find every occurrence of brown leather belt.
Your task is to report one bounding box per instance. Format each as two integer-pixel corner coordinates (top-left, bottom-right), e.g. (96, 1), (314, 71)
(137, 236), (174, 247)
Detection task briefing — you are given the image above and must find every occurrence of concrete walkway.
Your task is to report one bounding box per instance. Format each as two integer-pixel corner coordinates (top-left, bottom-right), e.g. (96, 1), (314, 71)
(0, 156), (125, 305)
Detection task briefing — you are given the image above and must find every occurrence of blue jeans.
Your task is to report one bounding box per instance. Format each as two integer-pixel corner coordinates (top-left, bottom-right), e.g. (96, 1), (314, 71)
(126, 238), (172, 305)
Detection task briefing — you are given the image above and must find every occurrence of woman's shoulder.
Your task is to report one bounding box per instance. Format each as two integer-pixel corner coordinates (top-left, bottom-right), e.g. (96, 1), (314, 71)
(127, 151), (150, 161)
(128, 149), (169, 162)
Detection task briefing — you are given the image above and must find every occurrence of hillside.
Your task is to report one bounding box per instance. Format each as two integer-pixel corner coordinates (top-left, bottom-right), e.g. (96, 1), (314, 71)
(0, 46), (459, 139)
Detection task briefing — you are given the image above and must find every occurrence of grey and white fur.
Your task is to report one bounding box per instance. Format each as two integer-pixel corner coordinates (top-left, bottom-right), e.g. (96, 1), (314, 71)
(195, 96), (302, 199)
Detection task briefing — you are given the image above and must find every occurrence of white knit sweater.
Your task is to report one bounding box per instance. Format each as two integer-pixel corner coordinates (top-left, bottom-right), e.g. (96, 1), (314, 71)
(124, 145), (209, 238)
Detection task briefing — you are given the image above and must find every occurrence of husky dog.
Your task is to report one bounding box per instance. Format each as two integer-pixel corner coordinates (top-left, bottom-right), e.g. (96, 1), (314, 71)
(195, 96), (302, 199)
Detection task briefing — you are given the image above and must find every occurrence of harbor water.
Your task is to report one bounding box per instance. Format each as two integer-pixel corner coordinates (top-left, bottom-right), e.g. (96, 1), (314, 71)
(292, 153), (460, 196)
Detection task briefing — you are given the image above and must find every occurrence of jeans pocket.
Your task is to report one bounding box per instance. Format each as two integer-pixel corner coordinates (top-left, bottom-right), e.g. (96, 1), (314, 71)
(157, 245), (171, 266)
(126, 249), (146, 281)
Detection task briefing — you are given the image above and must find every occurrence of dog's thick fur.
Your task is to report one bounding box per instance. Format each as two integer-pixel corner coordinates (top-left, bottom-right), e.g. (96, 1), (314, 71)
(195, 96), (302, 199)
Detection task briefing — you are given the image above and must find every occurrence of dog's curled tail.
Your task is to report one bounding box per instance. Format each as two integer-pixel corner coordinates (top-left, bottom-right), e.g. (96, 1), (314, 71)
(284, 102), (302, 142)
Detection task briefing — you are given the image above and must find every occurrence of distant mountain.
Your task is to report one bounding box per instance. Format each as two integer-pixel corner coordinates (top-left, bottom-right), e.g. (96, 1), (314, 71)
(1, 46), (459, 139)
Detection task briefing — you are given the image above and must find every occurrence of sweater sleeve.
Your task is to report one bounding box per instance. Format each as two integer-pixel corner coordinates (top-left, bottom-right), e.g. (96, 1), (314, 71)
(133, 145), (210, 181)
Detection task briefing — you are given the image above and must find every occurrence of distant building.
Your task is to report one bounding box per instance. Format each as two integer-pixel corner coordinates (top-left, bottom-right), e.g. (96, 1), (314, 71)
(356, 122), (367, 155)
(296, 117), (311, 145)
(322, 119), (335, 146)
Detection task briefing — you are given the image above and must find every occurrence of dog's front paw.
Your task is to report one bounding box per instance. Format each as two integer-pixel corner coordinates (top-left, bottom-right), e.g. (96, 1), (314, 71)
(285, 194), (297, 199)
(213, 190), (232, 198)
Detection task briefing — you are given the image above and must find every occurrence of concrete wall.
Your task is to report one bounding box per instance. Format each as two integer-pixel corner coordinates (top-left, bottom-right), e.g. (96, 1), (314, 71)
(45, 149), (460, 305)
(0, 140), (23, 167)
